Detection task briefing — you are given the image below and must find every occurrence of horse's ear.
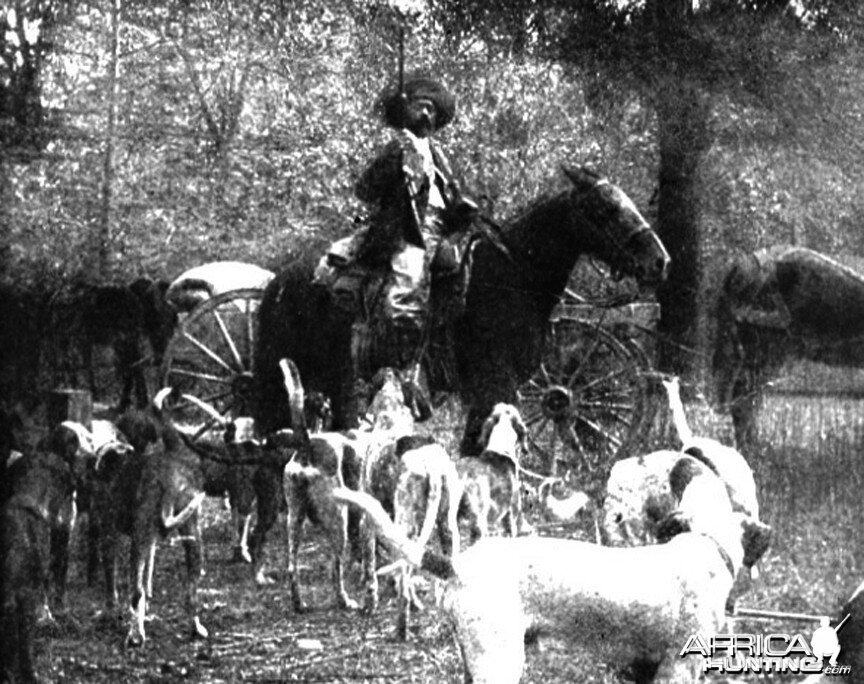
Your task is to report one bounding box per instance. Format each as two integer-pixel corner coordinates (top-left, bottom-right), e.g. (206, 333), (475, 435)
(561, 165), (600, 191)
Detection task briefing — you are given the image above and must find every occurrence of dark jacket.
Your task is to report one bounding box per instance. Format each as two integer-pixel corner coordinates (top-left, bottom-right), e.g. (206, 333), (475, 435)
(355, 135), (463, 265)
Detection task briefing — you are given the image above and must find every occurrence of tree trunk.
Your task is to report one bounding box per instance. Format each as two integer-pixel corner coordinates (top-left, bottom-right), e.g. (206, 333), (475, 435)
(97, 0), (121, 280)
(655, 77), (710, 376)
(647, 0), (712, 377)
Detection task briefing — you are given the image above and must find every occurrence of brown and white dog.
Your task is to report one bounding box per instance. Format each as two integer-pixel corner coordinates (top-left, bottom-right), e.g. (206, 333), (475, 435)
(334, 457), (772, 683)
(457, 403), (529, 542)
(280, 361), (431, 612)
(604, 377), (760, 544)
(388, 440), (461, 639)
(91, 391), (208, 647)
(2, 422), (92, 683)
(661, 375), (760, 520)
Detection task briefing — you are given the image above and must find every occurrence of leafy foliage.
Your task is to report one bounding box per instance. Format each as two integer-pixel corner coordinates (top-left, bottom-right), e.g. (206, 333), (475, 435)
(2, 0), (864, 381)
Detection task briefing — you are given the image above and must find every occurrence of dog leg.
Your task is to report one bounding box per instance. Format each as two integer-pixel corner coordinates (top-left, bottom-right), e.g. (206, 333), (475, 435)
(100, 528), (119, 609)
(315, 476), (360, 612)
(360, 513), (380, 614)
(145, 540), (156, 599)
(250, 465), (282, 585)
(285, 476), (310, 612)
(85, 513), (101, 588)
(179, 518), (208, 640)
(397, 564), (412, 641)
(449, 587), (525, 684)
(3, 509), (41, 683)
(330, 504), (360, 611)
(230, 507), (253, 564)
(49, 524), (71, 613)
(126, 535), (150, 648)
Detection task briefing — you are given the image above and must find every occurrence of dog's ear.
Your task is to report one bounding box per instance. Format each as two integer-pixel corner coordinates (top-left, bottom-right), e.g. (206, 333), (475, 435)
(741, 517), (772, 568)
(479, 412), (496, 449)
(656, 510), (691, 543)
(95, 446), (126, 480)
(395, 434), (435, 458)
(117, 411), (160, 453)
(223, 422), (237, 445)
(668, 456), (709, 500)
(509, 407), (529, 453)
(47, 424), (81, 462)
(370, 367), (391, 396)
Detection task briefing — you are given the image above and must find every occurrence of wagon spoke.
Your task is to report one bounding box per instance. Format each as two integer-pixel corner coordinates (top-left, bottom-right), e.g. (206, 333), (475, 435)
(574, 366), (633, 395)
(210, 306), (245, 372)
(181, 331), (235, 373)
(161, 288), (265, 438)
(574, 414), (623, 450)
(537, 363), (552, 385)
(166, 367), (233, 385)
(171, 388), (232, 411)
(577, 399), (635, 416)
(522, 412), (545, 428)
(191, 414), (226, 441)
(246, 299), (256, 373)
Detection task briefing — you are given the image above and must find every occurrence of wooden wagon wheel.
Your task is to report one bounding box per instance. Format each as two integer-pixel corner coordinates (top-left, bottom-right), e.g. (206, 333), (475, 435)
(160, 288), (264, 440)
(517, 318), (653, 481)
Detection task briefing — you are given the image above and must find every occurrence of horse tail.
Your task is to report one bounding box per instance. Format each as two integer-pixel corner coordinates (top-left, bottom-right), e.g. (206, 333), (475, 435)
(253, 258), (316, 435)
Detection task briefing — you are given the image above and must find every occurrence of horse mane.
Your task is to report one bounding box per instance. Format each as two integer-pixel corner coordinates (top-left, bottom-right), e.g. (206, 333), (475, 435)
(497, 188), (575, 257)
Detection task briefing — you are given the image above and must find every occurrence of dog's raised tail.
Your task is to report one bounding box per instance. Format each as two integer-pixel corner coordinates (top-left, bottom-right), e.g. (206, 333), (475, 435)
(332, 487), (456, 581)
(161, 492), (205, 530)
(661, 375), (695, 448)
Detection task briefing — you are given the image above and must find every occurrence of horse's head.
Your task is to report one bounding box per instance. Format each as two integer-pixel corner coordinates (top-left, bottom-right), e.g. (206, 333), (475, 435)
(562, 165), (670, 287)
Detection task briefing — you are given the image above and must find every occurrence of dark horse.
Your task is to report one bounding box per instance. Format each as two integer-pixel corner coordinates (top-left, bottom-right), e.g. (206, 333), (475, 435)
(254, 166), (669, 451)
(713, 244), (864, 451)
(246, 166), (669, 578)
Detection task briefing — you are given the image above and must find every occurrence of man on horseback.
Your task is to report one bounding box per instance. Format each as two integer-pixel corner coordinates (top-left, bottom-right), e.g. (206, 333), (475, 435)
(352, 74), (477, 371)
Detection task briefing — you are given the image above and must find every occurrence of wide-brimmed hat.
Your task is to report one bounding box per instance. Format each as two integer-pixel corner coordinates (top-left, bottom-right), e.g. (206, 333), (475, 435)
(376, 73), (456, 131)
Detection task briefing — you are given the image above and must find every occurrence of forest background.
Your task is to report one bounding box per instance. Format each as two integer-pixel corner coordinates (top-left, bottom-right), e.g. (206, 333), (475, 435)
(2, 0), (864, 391)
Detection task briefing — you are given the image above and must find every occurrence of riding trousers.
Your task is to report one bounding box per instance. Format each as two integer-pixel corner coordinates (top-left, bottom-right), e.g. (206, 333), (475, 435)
(385, 211), (445, 331)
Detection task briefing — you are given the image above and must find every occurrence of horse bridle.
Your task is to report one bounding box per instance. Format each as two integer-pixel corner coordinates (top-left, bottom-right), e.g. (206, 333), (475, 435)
(570, 178), (658, 282)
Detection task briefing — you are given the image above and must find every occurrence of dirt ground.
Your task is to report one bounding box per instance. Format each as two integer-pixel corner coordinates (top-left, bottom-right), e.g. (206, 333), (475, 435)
(26, 392), (863, 683)
(34, 491), (644, 684)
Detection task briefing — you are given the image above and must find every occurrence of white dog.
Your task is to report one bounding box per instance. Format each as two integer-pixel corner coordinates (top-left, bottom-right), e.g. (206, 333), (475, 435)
(334, 457), (772, 683)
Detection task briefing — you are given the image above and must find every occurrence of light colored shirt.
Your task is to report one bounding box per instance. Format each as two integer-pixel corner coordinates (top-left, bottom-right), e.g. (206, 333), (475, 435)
(402, 129), (445, 209)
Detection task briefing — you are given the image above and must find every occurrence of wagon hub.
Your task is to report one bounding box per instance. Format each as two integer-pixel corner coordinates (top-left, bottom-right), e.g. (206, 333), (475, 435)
(541, 385), (572, 421)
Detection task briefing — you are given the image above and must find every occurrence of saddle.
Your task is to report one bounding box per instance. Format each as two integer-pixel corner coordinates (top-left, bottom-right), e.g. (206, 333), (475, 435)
(313, 227), (477, 392)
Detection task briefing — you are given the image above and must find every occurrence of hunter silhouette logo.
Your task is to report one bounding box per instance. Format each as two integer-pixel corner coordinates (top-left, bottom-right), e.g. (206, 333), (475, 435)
(679, 614), (852, 676)
(811, 615), (847, 667)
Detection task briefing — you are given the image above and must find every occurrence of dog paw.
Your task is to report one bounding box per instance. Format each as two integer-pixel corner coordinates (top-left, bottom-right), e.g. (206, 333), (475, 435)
(254, 571), (276, 586)
(36, 604), (57, 626)
(125, 631), (145, 649)
(191, 617), (209, 640)
(338, 597), (361, 611)
(232, 546), (253, 564)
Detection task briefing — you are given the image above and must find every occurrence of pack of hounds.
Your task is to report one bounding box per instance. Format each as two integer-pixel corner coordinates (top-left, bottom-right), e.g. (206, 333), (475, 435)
(1, 367), (858, 683)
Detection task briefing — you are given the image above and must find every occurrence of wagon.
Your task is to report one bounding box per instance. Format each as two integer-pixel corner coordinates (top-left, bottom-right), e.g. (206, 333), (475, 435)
(159, 261), (661, 471)
(159, 261), (275, 439)
(516, 294), (661, 478)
